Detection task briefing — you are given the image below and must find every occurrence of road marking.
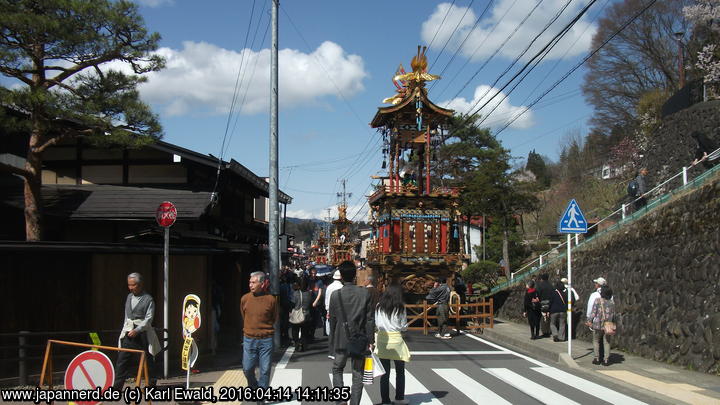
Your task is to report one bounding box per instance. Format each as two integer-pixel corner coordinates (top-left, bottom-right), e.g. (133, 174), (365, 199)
(271, 369), (301, 404)
(484, 368), (581, 405)
(409, 350), (508, 355)
(459, 331), (548, 367)
(277, 345), (294, 369)
(598, 370), (720, 405)
(433, 368), (511, 404)
(328, 373), (372, 405)
(389, 368), (442, 404)
(531, 367), (647, 405)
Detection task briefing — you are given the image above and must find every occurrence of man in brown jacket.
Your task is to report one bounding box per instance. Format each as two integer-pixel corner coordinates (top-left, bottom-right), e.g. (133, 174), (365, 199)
(241, 271), (278, 389)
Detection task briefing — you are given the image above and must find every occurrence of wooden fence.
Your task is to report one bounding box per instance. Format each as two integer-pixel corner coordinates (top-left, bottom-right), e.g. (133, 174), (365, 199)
(406, 299), (493, 335)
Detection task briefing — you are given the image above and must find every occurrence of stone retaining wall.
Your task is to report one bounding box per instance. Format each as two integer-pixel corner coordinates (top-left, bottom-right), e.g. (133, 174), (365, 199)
(494, 177), (720, 374)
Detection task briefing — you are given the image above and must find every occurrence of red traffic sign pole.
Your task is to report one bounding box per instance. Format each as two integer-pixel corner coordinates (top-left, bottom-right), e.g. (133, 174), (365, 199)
(156, 201), (176, 378)
(156, 201), (177, 228)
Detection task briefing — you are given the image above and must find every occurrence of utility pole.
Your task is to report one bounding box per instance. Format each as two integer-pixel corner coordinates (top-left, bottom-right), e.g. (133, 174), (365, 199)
(674, 31), (685, 89)
(269, 0), (280, 349)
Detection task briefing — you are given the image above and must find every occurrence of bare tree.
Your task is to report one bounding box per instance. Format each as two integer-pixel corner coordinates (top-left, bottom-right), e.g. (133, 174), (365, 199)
(582, 0), (691, 137)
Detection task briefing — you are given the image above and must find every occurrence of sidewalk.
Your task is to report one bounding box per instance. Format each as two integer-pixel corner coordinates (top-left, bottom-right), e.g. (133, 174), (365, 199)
(482, 318), (720, 405)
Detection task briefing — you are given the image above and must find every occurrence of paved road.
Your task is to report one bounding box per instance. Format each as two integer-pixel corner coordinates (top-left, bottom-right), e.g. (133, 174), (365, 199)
(270, 331), (657, 405)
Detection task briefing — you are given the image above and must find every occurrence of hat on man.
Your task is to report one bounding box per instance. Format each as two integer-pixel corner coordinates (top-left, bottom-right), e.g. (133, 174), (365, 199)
(333, 270), (341, 280)
(593, 277), (607, 286)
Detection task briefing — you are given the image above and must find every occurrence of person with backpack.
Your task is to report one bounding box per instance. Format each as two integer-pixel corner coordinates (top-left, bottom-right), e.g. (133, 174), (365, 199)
(523, 280), (542, 340)
(549, 281), (567, 342)
(629, 168), (648, 210)
(536, 273), (554, 337)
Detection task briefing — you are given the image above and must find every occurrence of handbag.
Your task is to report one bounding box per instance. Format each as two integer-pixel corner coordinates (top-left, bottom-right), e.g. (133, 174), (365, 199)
(338, 290), (369, 358)
(600, 300), (616, 335)
(370, 352), (386, 378)
(289, 291), (306, 325)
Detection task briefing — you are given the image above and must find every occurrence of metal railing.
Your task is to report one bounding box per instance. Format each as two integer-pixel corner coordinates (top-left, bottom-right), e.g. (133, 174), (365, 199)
(490, 151), (720, 294)
(0, 328), (168, 386)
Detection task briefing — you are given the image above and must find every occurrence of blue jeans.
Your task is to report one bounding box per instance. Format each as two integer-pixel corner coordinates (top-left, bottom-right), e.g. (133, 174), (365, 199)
(243, 336), (273, 388)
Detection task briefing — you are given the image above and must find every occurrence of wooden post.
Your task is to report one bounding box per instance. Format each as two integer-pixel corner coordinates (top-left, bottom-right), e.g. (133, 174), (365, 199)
(40, 340), (52, 388)
(455, 303), (461, 334)
(490, 298), (494, 328)
(423, 300), (428, 335)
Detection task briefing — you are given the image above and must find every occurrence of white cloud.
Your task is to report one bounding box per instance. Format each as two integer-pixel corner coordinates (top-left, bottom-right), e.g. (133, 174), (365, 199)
(440, 85), (534, 129)
(138, 41), (367, 116)
(287, 203), (369, 222)
(134, 0), (174, 7)
(421, 0), (597, 62)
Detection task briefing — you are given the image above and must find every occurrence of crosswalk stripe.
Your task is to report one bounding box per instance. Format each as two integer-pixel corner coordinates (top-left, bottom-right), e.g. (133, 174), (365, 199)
(328, 373), (373, 405)
(532, 367), (648, 405)
(271, 369), (302, 404)
(433, 368), (511, 404)
(389, 368), (443, 404)
(484, 368), (581, 405)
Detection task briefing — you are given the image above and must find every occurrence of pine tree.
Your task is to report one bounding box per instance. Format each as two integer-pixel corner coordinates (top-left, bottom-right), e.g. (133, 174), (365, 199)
(0, 0), (165, 240)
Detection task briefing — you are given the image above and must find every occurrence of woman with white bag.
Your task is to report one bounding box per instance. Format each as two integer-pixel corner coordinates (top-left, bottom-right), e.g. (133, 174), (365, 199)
(375, 284), (410, 404)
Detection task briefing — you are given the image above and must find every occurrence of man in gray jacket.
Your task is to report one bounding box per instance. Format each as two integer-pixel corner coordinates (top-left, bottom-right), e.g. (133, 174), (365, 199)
(113, 272), (160, 389)
(329, 261), (375, 405)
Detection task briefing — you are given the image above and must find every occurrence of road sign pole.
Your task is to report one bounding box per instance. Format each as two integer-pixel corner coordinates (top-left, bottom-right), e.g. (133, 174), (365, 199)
(163, 226), (169, 379)
(567, 233), (572, 357)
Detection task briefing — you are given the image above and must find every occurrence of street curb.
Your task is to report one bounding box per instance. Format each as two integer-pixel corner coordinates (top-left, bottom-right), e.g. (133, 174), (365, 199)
(558, 352), (581, 369)
(481, 327), (561, 364)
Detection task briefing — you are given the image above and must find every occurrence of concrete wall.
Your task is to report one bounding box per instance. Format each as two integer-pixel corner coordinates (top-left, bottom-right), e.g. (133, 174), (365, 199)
(493, 176), (720, 374)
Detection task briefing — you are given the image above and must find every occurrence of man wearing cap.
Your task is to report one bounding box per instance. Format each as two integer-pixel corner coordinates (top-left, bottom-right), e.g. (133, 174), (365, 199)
(325, 269), (344, 359)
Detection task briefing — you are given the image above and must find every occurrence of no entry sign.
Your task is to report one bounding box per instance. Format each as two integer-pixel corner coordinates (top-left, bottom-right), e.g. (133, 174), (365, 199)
(64, 350), (114, 404)
(156, 201), (177, 227)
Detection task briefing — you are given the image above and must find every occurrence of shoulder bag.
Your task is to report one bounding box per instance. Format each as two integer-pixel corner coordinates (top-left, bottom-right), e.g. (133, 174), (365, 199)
(600, 300), (616, 335)
(289, 291), (306, 325)
(338, 289), (369, 358)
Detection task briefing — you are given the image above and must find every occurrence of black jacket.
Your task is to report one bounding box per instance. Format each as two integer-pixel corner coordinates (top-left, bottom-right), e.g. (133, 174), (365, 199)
(549, 288), (566, 314)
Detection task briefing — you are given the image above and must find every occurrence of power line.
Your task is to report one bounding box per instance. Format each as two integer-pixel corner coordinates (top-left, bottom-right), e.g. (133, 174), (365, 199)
(429, 0), (476, 72)
(432, 0), (520, 99)
(428, 0), (495, 93)
(211, 0), (260, 199)
(495, 0), (660, 135)
(427, 0), (457, 50)
(470, 0), (599, 121)
(457, 0), (574, 118)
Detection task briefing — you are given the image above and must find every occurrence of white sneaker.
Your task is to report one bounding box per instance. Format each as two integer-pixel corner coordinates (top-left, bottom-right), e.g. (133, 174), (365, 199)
(434, 333), (442, 338)
(328, 355), (335, 360)
(443, 333), (451, 337)
(441, 335), (452, 339)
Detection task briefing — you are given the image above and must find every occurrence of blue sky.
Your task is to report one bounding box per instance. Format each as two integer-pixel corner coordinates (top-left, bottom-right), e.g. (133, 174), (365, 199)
(130, 0), (605, 219)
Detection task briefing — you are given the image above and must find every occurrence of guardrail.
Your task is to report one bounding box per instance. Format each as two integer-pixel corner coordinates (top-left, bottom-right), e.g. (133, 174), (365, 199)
(405, 299), (494, 334)
(491, 151), (720, 294)
(0, 328), (168, 386)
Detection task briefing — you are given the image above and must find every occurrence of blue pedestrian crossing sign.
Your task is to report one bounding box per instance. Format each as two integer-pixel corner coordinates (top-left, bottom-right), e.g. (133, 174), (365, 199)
(558, 199), (587, 233)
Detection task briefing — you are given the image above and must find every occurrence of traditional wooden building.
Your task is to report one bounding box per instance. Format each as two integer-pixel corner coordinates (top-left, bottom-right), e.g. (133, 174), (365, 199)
(366, 47), (467, 293)
(0, 130), (291, 380)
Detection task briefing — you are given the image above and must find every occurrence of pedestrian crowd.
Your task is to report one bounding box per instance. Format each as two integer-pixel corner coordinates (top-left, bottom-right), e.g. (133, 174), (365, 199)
(240, 261), (410, 405)
(523, 273), (616, 366)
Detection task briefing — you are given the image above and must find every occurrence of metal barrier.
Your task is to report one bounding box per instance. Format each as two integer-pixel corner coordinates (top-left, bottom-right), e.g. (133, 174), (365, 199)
(493, 155), (720, 294)
(405, 299), (493, 335)
(0, 328), (168, 386)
